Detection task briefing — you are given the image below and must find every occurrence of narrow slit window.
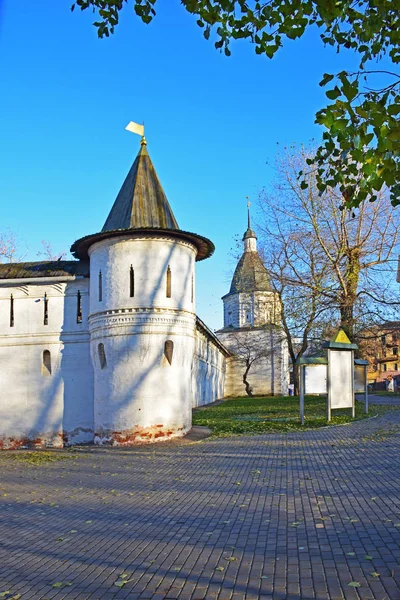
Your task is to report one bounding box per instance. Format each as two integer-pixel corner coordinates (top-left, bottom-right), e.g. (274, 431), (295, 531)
(10, 294), (14, 327)
(98, 343), (107, 369)
(77, 290), (82, 323)
(42, 350), (51, 376)
(99, 270), (102, 302)
(166, 265), (171, 298)
(164, 340), (174, 365)
(44, 293), (49, 325)
(130, 265), (134, 297)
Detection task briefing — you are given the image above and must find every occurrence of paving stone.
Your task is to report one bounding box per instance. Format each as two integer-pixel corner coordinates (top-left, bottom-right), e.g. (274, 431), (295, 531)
(0, 411), (400, 598)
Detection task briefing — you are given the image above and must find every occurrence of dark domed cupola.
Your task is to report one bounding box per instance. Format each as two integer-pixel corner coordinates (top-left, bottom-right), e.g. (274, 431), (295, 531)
(220, 205), (279, 329)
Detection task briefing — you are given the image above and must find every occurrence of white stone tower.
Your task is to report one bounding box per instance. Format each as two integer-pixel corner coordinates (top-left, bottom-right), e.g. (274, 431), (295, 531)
(217, 207), (287, 396)
(222, 207), (279, 328)
(71, 136), (214, 444)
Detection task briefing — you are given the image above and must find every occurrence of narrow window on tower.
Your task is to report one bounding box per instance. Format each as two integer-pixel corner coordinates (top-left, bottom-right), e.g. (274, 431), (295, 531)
(77, 290), (82, 323)
(99, 270), (102, 302)
(98, 343), (107, 369)
(130, 265), (134, 297)
(44, 293), (49, 325)
(166, 265), (171, 298)
(164, 340), (174, 365)
(10, 294), (14, 327)
(42, 350), (51, 376)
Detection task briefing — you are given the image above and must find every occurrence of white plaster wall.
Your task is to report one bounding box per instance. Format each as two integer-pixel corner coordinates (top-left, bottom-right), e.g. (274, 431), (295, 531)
(218, 327), (287, 396)
(0, 280), (93, 447)
(192, 326), (226, 407)
(223, 291), (280, 329)
(89, 235), (196, 314)
(88, 235), (197, 443)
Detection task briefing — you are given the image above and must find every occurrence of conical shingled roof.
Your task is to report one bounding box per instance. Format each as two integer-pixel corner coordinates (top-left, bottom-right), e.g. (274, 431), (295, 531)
(102, 142), (179, 231)
(229, 251), (272, 294)
(71, 139), (214, 261)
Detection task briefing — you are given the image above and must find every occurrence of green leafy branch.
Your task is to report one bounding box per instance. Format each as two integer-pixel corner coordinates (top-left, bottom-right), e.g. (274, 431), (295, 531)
(70, 0), (400, 208)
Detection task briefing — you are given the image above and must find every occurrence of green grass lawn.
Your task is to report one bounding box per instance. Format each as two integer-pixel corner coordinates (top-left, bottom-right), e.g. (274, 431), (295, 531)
(192, 395), (389, 437)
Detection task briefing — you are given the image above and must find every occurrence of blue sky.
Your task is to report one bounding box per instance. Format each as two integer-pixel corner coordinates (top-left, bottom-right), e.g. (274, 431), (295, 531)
(0, 0), (360, 330)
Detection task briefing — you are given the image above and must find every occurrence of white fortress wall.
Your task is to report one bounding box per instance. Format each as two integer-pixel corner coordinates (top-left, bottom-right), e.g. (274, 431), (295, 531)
(0, 278), (93, 448)
(192, 317), (228, 407)
(218, 327), (287, 396)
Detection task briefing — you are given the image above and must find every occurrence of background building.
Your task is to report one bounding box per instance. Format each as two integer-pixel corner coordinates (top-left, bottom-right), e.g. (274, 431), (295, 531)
(358, 322), (400, 390)
(217, 215), (288, 396)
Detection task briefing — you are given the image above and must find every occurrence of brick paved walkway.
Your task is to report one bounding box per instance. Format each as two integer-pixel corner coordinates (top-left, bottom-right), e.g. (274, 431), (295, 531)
(1, 412), (400, 599)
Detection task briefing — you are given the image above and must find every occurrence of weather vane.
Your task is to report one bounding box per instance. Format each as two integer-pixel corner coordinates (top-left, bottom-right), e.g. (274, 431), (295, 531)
(125, 120), (146, 145)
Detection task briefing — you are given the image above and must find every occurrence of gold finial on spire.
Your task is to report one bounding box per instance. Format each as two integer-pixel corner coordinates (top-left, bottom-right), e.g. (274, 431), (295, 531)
(246, 196), (251, 229)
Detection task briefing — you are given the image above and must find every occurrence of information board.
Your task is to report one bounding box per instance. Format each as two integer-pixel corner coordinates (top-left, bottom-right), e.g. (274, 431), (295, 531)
(354, 365), (366, 393)
(329, 350), (353, 409)
(305, 365), (327, 394)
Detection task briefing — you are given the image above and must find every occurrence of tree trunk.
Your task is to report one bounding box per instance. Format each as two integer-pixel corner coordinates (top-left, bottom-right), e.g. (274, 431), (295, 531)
(292, 363), (300, 396)
(340, 251), (360, 340)
(340, 301), (355, 340)
(243, 362), (253, 397)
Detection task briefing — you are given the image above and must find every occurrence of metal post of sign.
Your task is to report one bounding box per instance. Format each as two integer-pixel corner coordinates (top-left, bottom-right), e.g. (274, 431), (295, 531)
(365, 365), (369, 414)
(299, 365), (305, 425)
(351, 349), (356, 418)
(327, 349), (332, 422)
